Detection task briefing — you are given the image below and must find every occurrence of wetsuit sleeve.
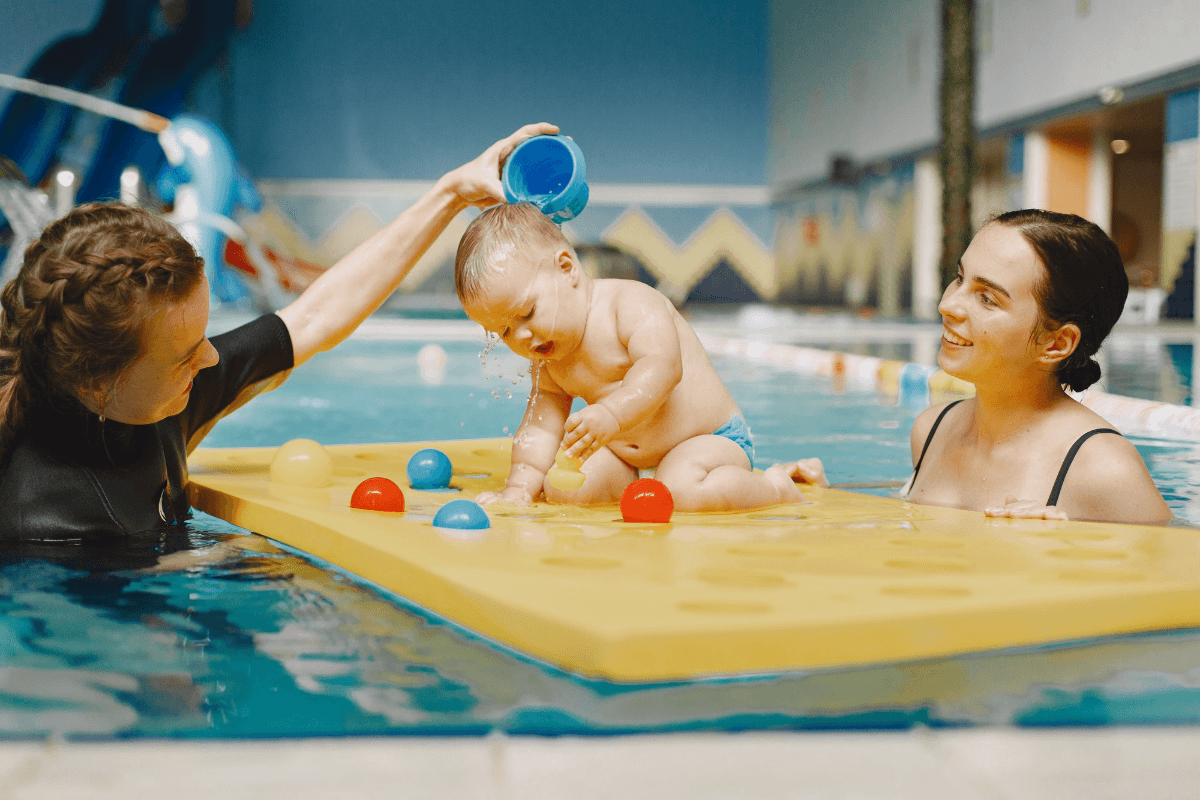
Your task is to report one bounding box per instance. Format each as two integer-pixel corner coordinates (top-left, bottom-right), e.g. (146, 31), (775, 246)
(179, 313), (294, 453)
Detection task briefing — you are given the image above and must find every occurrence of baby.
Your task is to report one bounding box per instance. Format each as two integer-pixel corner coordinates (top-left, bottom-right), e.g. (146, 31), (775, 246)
(455, 202), (824, 511)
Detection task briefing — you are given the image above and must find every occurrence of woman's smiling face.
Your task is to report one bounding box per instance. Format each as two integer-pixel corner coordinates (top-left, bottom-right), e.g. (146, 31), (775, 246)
(936, 223), (1049, 384)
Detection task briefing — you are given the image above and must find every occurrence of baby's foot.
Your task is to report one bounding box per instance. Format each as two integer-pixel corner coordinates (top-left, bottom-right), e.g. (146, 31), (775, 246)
(763, 458), (829, 503)
(762, 463), (807, 503)
(790, 458), (829, 487)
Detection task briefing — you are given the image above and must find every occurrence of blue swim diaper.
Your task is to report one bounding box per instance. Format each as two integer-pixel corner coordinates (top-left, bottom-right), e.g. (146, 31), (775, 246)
(712, 414), (755, 466)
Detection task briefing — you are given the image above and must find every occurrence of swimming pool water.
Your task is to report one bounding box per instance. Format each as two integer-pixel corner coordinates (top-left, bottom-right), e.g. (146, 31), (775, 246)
(4, 324), (1200, 739)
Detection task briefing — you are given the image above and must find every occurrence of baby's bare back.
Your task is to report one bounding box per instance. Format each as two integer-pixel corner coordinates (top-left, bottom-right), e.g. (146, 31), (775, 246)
(546, 280), (739, 468)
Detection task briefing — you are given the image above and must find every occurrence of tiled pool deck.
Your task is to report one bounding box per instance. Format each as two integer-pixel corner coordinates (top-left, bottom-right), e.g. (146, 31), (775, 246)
(3, 728), (1200, 799)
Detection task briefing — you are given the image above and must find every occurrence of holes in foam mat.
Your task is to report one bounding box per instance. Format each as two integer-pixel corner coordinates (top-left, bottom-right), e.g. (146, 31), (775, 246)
(1030, 530), (1112, 541)
(881, 585), (971, 598)
(541, 556), (623, 570)
(678, 600), (771, 614)
(696, 568), (789, 588)
(884, 558), (970, 573)
(1046, 547), (1129, 561)
(727, 545), (807, 558)
(746, 513), (806, 521)
(1057, 569), (1146, 582)
(888, 538), (965, 549)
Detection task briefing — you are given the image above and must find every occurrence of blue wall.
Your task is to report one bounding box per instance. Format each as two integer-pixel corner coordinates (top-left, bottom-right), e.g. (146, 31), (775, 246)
(0, 0), (101, 104)
(770, 0), (937, 188)
(223, 0), (769, 184)
(2, 0), (768, 186)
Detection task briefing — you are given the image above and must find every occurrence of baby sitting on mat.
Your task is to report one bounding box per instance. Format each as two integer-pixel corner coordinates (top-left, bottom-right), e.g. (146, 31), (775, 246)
(454, 202), (825, 511)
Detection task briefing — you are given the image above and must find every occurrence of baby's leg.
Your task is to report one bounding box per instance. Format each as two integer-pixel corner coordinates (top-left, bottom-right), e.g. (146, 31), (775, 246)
(656, 435), (806, 512)
(543, 446), (637, 505)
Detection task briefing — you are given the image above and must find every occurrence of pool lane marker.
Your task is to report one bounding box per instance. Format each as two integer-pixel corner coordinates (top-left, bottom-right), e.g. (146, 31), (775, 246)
(698, 334), (1200, 444)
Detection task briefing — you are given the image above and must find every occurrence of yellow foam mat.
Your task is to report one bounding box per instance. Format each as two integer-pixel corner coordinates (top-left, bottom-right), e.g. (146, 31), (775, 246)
(188, 438), (1200, 682)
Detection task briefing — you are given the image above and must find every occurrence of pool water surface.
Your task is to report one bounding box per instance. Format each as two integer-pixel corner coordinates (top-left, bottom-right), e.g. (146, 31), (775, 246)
(4, 318), (1200, 739)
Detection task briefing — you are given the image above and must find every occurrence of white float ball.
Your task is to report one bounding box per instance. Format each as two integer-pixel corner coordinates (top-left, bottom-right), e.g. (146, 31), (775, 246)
(417, 343), (447, 385)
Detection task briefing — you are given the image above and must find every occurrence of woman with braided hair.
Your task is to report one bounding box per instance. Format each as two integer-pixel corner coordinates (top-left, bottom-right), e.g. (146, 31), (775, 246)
(0, 122), (557, 540)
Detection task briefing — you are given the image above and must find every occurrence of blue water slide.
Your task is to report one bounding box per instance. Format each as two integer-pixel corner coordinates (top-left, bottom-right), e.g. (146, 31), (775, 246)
(76, 0), (241, 205)
(157, 115), (256, 305)
(0, 0), (156, 187)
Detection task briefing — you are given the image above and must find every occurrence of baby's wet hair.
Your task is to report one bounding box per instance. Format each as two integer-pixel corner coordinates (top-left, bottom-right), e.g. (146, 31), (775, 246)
(454, 202), (571, 302)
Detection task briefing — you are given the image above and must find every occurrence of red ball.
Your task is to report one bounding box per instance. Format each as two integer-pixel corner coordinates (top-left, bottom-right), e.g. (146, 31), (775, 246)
(351, 477), (405, 512)
(620, 478), (674, 523)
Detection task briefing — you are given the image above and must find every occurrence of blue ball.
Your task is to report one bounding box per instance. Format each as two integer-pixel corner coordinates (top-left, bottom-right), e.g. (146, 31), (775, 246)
(432, 499), (491, 530)
(407, 448), (452, 490)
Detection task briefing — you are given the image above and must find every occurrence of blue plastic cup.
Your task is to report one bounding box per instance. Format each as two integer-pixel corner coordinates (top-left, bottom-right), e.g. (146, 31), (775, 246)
(502, 134), (588, 223)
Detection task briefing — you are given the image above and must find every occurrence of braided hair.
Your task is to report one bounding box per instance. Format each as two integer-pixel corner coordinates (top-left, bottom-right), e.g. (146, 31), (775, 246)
(0, 203), (205, 450)
(993, 209), (1129, 393)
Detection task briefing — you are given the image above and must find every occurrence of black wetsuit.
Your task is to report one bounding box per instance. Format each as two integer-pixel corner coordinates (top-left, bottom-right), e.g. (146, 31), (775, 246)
(0, 314), (293, 541)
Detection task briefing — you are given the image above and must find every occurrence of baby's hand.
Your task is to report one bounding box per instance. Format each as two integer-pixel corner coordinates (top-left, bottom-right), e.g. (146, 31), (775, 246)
(562, 405), (621, 462)
(475, 486), (535, 507)
(985, 496), (1069, 521)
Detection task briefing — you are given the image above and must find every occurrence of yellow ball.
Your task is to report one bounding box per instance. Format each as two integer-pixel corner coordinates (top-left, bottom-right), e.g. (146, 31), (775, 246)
(270, 438), (334, 488)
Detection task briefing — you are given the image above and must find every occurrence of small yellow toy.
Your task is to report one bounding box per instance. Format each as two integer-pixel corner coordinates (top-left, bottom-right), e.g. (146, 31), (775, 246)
(546, 450), (585, 491)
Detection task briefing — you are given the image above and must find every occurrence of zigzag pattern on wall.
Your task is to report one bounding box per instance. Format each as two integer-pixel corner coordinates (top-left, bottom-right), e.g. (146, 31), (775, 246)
(602, 207), (776, 302)
(774, 183), (915, 309)
(247, 186), (782, 302)
(239, 200), (469, 293)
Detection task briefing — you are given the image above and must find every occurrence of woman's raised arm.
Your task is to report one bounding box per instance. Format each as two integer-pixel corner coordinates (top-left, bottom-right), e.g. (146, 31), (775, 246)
(276, 123), (558, 366)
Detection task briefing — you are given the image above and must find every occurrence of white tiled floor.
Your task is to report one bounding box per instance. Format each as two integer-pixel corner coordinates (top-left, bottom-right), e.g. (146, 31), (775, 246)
(2, 728), (1198, 800)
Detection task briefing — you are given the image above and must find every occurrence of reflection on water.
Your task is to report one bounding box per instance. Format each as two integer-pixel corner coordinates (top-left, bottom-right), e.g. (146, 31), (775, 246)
(3, 512), (1200, 739)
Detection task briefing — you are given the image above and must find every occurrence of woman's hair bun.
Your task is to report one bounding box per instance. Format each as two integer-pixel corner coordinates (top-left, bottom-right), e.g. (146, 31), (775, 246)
(1059, 356), (1102, 393)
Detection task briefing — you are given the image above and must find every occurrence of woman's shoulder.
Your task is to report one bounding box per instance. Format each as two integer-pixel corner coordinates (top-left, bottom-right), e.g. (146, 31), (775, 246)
(1029, 397), (1130, 456)
(1054, 430), (1171, 524)
(1045, 398), (1170, 523)
(910, 398), (969, 454)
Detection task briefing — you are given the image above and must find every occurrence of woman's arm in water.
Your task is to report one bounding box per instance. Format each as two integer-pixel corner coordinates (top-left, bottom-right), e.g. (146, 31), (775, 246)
(276, 123), (558, 367)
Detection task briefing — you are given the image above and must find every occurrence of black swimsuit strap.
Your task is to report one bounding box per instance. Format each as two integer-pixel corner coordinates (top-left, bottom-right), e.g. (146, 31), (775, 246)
(911, 399), (965, 485)
(1046, 428), (1121, 507)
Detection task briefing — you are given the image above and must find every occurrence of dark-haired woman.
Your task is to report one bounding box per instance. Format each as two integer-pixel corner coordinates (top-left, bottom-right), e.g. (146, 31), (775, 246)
(904, 209), (1170, 524)
(0, 123), (557, 540)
